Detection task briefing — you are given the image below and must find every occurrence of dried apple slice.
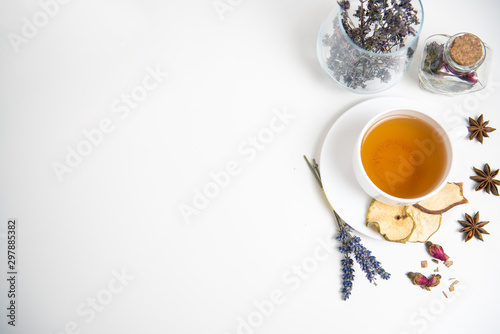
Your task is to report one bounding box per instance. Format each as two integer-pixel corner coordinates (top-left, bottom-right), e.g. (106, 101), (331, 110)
(414, 182), (468, 214)
(366, 200), (415, 243)
(406, 206), (442, 243)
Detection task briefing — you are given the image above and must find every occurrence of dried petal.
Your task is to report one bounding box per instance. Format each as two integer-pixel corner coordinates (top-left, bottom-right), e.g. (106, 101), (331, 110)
(407, 272), (428, 286)
(425, 241), (447, 261)
(476, 221), (490, 228)
(490, 168), (499, 178)
(477, 228), (490, 234)
(473, 166), (487, 178)
(458, 220), (472, 228)
(485, 163), (491, 175)
(426, 274), (442, 288)
(491, 184), (499, 196)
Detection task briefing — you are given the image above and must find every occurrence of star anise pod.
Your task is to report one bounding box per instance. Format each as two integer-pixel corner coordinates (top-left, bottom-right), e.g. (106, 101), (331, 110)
(468, 114), (496, 143)
(458, 212), (490, 242)
(470, 163), (500, 196)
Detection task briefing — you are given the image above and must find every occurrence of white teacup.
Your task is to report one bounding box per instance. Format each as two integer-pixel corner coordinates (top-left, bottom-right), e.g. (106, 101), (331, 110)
(353, 108), (454, 206)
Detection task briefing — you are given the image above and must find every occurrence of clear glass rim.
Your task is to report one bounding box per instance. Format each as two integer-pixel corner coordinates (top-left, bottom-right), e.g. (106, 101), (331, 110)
(336, 0), (424, 57)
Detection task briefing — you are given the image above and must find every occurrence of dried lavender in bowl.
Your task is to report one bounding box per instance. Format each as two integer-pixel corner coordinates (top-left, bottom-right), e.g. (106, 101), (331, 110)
(321, 0), (421, 91)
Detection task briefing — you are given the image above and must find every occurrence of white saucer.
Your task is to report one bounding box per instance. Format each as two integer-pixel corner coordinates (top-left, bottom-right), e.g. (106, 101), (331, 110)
(319, 97), (449, 239)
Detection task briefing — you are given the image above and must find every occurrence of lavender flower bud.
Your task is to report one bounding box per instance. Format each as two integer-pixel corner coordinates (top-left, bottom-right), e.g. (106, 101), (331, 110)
(338, 0), (350, 11)
(426, 241), (447, 261)
(407, 272), (428, 286)
(426, 274), (442, 288)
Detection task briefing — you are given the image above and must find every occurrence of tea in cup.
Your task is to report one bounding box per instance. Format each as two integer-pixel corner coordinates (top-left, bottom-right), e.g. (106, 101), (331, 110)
(353, 109), (453, 205)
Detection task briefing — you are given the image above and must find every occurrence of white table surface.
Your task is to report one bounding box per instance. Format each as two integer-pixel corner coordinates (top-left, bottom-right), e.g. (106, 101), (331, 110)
(1, 1), (499, 333)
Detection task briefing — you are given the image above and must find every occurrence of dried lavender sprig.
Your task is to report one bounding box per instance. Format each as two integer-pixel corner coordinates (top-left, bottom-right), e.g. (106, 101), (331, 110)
(337, 217), (389, 284)
(350, 236), (391, 283)
(341, 256), (354, 300)
(304, 155), (390, 299)
(337, 224), (355, 299)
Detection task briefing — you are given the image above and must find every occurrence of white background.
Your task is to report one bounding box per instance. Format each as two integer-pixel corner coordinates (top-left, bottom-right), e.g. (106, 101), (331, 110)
(1, 0), (499, 333)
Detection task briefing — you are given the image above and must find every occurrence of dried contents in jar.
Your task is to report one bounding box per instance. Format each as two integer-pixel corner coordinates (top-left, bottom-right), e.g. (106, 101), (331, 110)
(418, 33), (491, 95)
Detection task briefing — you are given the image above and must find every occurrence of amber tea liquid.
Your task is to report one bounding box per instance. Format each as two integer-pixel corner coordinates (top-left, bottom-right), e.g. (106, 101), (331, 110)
(360, 113), (449, 199)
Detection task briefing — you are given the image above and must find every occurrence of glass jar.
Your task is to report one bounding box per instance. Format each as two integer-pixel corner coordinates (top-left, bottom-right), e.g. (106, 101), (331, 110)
(317, 0), (423, 94)
(418, 33), (492, 95)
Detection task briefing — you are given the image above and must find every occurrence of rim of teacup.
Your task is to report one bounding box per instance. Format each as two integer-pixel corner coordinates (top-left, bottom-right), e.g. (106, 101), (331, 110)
(353, 108), (453, 206)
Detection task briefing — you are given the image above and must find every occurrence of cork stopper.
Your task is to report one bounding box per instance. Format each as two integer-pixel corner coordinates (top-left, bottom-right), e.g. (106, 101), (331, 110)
(449, 34), (483, 66)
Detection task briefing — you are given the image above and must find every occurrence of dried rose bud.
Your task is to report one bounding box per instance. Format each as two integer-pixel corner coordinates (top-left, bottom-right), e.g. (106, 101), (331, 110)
(426, 274), (442, 288)
(426, 241), (447, 261)
(407, 272), (428, 286)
